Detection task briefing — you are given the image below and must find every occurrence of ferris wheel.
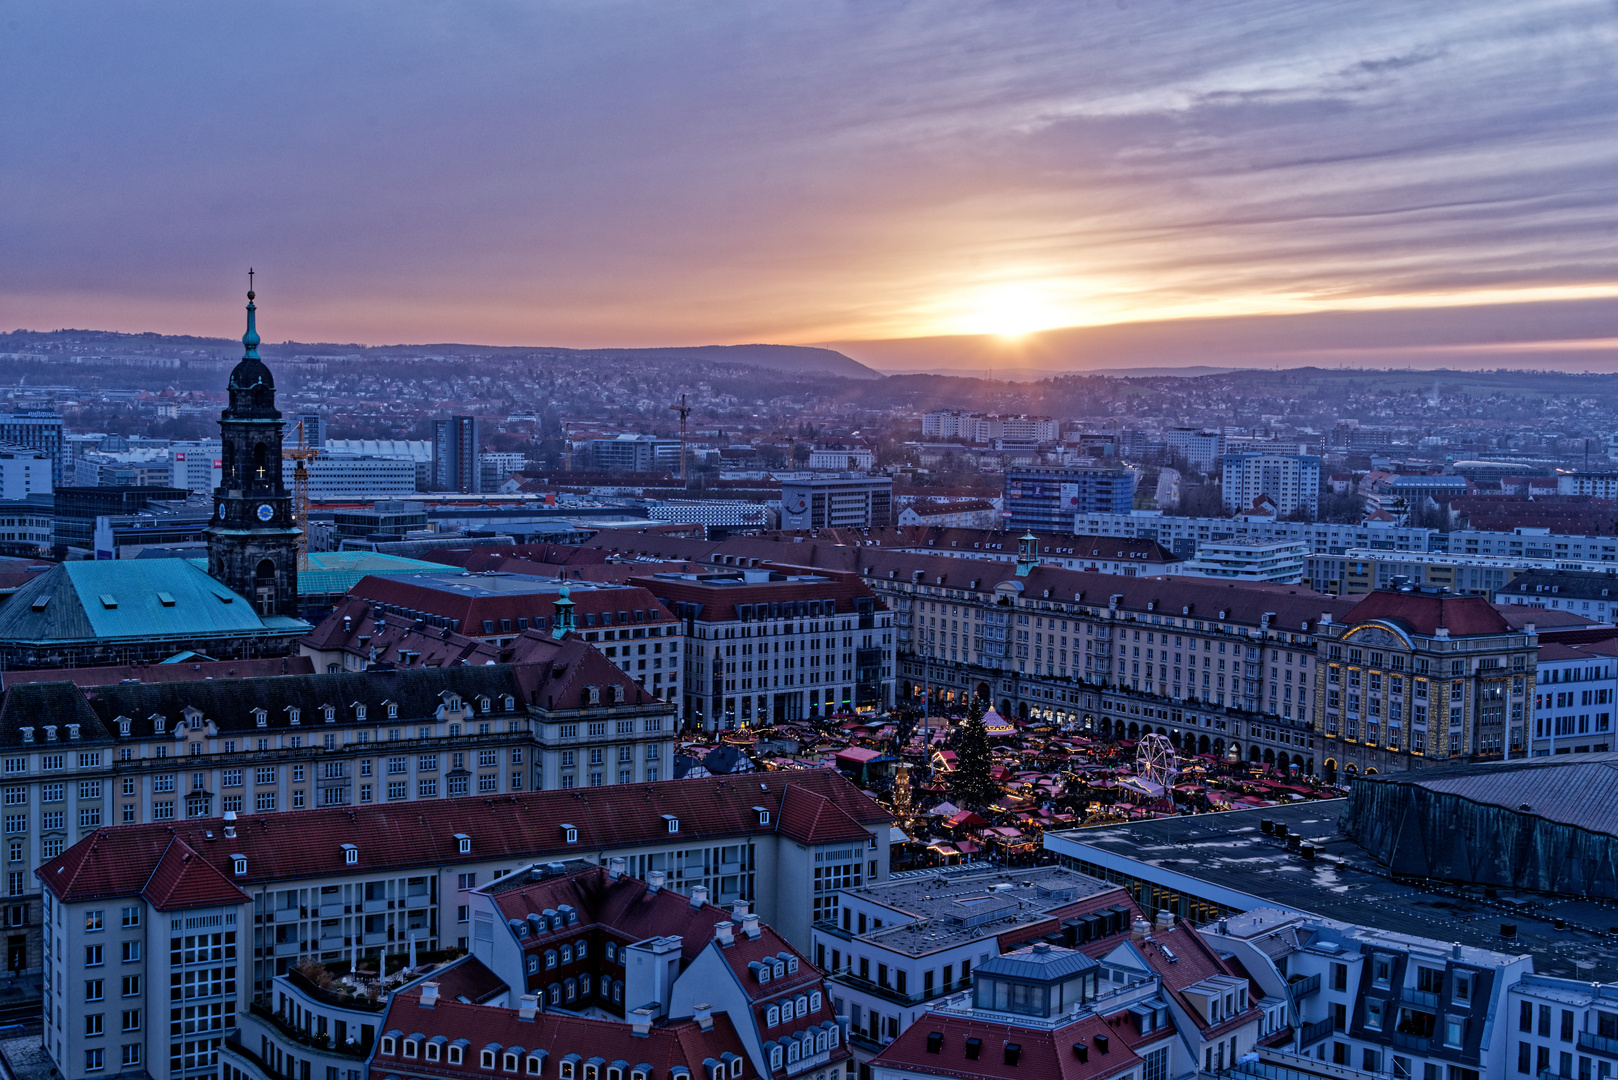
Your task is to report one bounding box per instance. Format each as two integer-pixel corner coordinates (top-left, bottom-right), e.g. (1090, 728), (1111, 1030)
(1137, 734), (1179, 790)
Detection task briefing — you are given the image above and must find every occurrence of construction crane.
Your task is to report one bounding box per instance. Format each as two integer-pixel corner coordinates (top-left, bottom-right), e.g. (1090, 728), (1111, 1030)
(283, 419), (319, 571)
(668, 393), (692, 487)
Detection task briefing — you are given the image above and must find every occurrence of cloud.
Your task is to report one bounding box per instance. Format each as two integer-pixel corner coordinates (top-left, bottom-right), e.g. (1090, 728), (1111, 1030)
(1, 0), (1615, 350)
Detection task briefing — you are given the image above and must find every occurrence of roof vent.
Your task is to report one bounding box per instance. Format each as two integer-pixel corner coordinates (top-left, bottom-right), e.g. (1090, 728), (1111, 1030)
(419, 982), (439, 1008)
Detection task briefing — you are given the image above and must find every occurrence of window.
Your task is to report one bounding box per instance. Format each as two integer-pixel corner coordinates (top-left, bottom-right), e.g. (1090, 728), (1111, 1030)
(388, 782), (406, 800)
(121, 1045), (140, 1067)
(86, 944), (103, 966)
(86, 978), (104, 1001)
(121, 975), (140, 997)
(121, 941), (139, 963)
(121, 1009), (140, 1032)
(85, 1049), (104, 1072)
(255, 767), (276, 785)
(86, 909), (104, 931)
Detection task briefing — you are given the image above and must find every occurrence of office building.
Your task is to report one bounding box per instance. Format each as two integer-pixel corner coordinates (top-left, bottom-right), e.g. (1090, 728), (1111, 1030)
(169, 443), (223, 494)
(53, 485), (191, 553)
(584, 434), (681, 473)
(635, 567), (894, 728)
(780, 474), (893, 530)
(90, 496), (215, 559)
(0, 413), (65, 485)
(646, 500), (774, 532)
(1003, 467), (1134, 532)
(0, 497), (53, 558)
(331, 501), (430, 543)
(1220, 451), (1321, 519)
(281, 455), (418, 500)
(432, 416), (482, 493)
(0, 446), (52, 501)
(1314, 590), (1537, 774)
(293, 412), (326, 448)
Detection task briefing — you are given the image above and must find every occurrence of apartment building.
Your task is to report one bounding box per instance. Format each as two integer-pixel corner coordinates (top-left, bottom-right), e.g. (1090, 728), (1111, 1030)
(1315, 590), (1538, 775)
(1178, 539), (1309, 584)
(281, 455), (417, 500)
(1220, 451), (1321, 519)
(1505, 974), (1618, 1080)
(1495, 568), (1618, 622)
(810, 865), (1131, 1063)
(633, 567), (894, 728)
(0, 651), (676, 983)
(38, 776), (885, 1080)
(1165, 428), (1225, 473)
(1072, 511), (1433, 559)
(1206, 907), (1529, 1080)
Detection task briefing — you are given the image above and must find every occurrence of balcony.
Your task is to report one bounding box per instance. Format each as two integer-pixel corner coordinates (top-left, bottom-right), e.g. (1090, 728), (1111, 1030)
(248, 1001), (372, 1059)
(1579, 1031), (1618, 1059)
(828, 970), (971, 1007)
(1287, 973), (1320, 1000)
(1297, 1018), (1335, 1047)
(1401, 988), (1440, 1009)
(1388, 1030), (1432, 1053)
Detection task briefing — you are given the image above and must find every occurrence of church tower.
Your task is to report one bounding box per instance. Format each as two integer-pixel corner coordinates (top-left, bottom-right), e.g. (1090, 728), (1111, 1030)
(207, 274), (300, 617)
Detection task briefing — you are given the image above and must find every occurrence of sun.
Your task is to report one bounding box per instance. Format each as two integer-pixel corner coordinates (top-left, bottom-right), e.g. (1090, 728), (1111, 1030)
(957, 286), (1073, 339)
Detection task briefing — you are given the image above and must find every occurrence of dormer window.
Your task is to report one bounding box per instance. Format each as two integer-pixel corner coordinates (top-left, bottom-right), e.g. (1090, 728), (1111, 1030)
(482, 1050), (498, 1070)
(504, 1053), (519, 1072)
(286, 706), (301, 726)
(562, 824), (578, 844)
(767, 1006), (780, 1027)
(116, 718), (130, 737)
(403, 1039), (419, 1059)
(503, 695), (515, 712)
(455, 833), (472, 854)
(323, 705), (335, 723)
(382, 1037), (398, 1056)
(448, 1046), (464, 1066)
(342, 844), (358, 865)
(526, 1055), (543, 1075)
(387, 702), (398, 719)
(231, 855), (247, 876)
(153, 716), (166, 735)
(480, 696), (491, 714)
(355, 704), (367, 723)
(663, 815), (679, 834)
(426, 1042), (441, 1062)
(585, 685), (600, 706)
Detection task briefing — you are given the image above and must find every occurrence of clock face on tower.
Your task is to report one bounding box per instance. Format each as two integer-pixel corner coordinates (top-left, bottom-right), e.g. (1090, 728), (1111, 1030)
(256, 503), (274, 522)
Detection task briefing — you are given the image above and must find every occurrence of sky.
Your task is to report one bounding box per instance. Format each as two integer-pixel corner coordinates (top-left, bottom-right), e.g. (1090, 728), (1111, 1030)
(3, 1), (1617, 369)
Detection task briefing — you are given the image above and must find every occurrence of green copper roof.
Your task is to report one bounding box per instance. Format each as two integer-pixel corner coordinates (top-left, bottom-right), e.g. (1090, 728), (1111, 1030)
(296, 550), (447, 595)
(0, 560), (306, 645)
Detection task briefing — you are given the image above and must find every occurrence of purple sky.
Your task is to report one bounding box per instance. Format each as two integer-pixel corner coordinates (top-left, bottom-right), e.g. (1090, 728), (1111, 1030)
(3, 1), (1616, 370)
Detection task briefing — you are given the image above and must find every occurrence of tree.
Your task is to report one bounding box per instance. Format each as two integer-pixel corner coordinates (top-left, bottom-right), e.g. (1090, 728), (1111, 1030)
(949, 701), (998, 811)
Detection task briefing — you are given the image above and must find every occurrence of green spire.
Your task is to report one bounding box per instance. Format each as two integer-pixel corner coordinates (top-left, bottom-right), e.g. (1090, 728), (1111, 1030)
(242, 268), (261, 360)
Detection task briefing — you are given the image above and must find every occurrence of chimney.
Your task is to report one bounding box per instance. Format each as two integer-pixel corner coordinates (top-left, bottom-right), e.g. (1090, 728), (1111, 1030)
(715, 921), (735, 947)
(1451, 942), (1462, 960)
(740, 913), (762, 940)
(690, 885), (709, 910)
(1320, 612), (1331, 626)
(518, 993), (538, 1021)
(647, 871), (665, 894)
(608, 857), (627, 880)
(1131, 917), (1151, 941)
(1154, 910), (1175, 931)
(419, 982), (439, 1008)
(1525, 622), (1536, 636)
(631, 1006), (655, 1037)
(694, 1004), (714, 1032)
(732, 900), (750, 921)
(223, 809), (237, 839)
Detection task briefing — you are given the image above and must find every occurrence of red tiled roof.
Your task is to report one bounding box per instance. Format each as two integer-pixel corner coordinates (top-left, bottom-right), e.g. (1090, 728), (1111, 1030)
(38, 769), (888, 904)
(776, 784), (876, 845)
(628, 572), (885, 624)
(346, 575), (674, 636)
(1346, 591), (1514, 637)
(872, 1006), (1173, 1080)
(0, 656), (315, 688)
(140, 837), (250, 910)
(373, 977), (757, 1080)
